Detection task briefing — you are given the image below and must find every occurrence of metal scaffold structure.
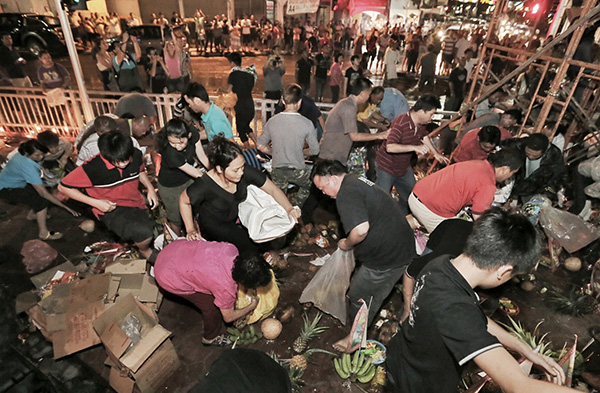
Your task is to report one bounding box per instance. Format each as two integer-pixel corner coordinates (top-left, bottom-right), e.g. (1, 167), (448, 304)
(436, 0), (600, 165)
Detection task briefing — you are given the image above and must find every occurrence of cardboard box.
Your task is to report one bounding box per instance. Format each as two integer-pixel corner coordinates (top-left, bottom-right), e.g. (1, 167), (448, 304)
(93, 294), (179, 393)
(106, 259), (161, 306)
(30, 261), (78, 288)
(30, 273), (110, 358)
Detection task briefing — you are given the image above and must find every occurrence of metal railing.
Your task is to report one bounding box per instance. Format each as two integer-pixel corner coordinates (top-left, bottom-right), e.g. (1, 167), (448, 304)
(0, 86), (338, 140)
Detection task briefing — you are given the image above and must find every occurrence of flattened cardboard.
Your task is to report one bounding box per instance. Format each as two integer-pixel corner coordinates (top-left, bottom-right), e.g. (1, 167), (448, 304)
(107, 276), (121, 302)
(131, 340), (180, 393)
(120, 325), (171, 373)
(30, 261), (78, 288)
(117, 273), (160, 303)
(52, 299), (105, 359)
(106, 259), (147, 290)
(109, 367), (136, 393)
(15, 291), (40, 314)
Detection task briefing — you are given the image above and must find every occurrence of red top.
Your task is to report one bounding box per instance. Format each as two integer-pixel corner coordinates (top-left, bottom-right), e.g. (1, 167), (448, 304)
(376, 112), (428, 177)
(60, 152), (146, 218)
(453, 127), (513, 163)
(413, 160), (497, 217)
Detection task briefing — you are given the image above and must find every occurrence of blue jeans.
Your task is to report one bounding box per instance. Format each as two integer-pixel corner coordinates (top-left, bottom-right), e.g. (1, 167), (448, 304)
(376, 166), (416, 203)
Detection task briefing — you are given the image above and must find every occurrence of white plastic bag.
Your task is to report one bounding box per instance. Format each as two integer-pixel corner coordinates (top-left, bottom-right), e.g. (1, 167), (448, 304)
(238, 185), (296, 243)
(299, 249), (355, 325)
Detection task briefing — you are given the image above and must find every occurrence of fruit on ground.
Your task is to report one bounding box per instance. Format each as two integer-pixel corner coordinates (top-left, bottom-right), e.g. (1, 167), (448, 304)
(289, 355), (308, 372)
(564, 257), (582, 272)
(293, 311), (328, 353)
(261, 318), (283, 340)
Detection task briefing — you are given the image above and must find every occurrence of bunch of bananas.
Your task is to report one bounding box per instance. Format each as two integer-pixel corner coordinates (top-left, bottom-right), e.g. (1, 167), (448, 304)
(333, 351), (376, 383)
(227, 325), (263, 345)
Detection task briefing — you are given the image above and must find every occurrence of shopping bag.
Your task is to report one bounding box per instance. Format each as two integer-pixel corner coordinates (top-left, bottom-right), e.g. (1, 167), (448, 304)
(539, 199), (599, 253)
(298, 249), (355, 325)
(238, 185), (296, 243)
(236, 270), (279, 324)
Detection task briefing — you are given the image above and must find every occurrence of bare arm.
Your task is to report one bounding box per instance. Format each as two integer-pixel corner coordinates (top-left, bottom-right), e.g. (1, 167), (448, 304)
(179, 189), (202, 240)
(386, 142), (428, 154)
(422, 135), (449, 164)
(132, 37), (142, 62)
(57, 184), (115, 213)
(338, 221), (369, 250)
(178, 163), (204, 179)
(260, 178), (300, 221)
(138, 171), (158, 209)
(194, 139), (209, 168)
(33, 184), (79, 216)
(401, 272), (414, 323)
(257, 144), (272, 155)
(348, 130), (389, 142)
(220, 296), (259, 322)
(474, 348), (576, 393)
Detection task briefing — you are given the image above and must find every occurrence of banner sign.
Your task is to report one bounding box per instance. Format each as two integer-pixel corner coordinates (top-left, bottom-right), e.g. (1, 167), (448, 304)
(287, 0), (320, 15)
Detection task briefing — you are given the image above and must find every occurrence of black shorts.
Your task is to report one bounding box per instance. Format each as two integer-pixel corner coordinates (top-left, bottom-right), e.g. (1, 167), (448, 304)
(442, 53), (454, 64)
(0, 184), (49, 212)
(100, 206), (154, 243)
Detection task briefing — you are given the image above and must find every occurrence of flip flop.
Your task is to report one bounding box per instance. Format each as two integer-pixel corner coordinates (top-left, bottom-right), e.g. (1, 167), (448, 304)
(39, 231), (63, 240)
(202, 334), (232, 347)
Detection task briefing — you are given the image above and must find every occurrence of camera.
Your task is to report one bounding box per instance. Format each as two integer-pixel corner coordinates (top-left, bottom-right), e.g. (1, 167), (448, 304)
(127, 29), (139, 37)
(271, 56), (281, 67)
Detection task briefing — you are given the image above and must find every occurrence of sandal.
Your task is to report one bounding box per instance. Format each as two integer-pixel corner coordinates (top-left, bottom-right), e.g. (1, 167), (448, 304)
(202, 334), (232, 347)
(39, 231), (63, 240)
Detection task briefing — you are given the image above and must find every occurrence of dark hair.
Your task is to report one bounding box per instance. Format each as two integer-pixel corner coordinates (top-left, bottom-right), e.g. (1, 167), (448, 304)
(524, 133), (549, 152)
(350, 55), (360, 63)
(156, 118), (192, 154)
(18, 139), (48, 156)
(38, 50), (50, 59)
(182, 82), (209, 104)
(487, 147), (523, 170)
(465, 48), (474, 55)
(283, 84), (302, 105)
(545, 121), (567, 136)
(371, 86), (385, 96)
(351, 77), (373, 96)
(478, 126), (501, 145)
(98, 131), (134, 163)
(94, 115), (118, 135)
(502, 109), (522, 124)
(413, 94), (441, 112)
(231, 253), (272, 289)
(334, 52), (343, 62)
(464, 208), (540, 273)
(37, 130), (60, 148)
(311, 159), (348, 179)
(227, 52), (242, 66)
(207, 135), (242, 169)
(427, 43), (435, 52)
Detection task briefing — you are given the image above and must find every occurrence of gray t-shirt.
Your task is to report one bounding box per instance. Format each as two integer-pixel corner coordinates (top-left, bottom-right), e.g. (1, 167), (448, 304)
(258, 112), (319, 169)
(263, 64), (285, 92)
(319, 96), (358, 163)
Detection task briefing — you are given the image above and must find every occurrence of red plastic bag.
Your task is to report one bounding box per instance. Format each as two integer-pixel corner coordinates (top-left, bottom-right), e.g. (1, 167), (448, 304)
(20, 239), (58, 274)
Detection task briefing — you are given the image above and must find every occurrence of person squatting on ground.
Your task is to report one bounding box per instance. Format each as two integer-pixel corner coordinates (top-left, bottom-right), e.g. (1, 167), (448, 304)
(59, 131), (159, 262)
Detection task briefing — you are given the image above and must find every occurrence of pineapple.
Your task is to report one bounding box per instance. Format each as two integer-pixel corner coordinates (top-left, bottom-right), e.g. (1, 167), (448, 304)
(293, 311), (328, 353)
(289, 348), (337, 372)
(289, 354), (308, 371)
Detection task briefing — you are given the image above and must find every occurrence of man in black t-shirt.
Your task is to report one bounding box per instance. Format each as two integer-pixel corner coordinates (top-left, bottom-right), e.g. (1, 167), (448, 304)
(312, 160), (415, 352)
(344, 55), (363, 97)
(295, 49), (313, 96)
(226, 52), (257, 149)
(386, 208), (573, 393)
(313, 45), (332, 102)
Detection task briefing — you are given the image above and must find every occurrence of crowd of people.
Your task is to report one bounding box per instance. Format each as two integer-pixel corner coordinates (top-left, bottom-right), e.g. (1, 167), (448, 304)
(0, 8), (594, 393)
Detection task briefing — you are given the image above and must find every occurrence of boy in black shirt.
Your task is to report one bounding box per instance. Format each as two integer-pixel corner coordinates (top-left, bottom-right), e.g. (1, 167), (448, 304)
(387, 208), (573, 393)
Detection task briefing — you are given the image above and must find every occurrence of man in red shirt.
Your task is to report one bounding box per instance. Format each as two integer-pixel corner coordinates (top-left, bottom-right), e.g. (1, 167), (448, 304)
(58, 131), (159, 261)
(408, 147), (523, 232)
(452, 125), (512, 163)
(376, 95), (449, 202)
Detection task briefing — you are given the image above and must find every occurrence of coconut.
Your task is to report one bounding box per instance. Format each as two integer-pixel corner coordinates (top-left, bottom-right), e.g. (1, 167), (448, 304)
(520, 281), (536, 292)
(79, 219), (95, 233)
(564, 257), (582, 272)
(261, 318), (283, 340)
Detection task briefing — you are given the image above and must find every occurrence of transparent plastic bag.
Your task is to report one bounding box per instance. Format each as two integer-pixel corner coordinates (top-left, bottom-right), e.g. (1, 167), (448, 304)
(299, 249), (355, 325)
(120, 313), (142, 351)
(539, 202), (599, 253)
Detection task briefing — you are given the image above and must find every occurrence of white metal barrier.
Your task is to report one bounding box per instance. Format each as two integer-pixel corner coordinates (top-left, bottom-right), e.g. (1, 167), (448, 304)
(0, 86), (337, 140)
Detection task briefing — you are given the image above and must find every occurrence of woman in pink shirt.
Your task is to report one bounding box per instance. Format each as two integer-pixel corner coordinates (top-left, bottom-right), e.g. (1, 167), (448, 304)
(164, 40), (184, 92)
(154, 239), (272, 346)
(329, 52), (344, 103)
